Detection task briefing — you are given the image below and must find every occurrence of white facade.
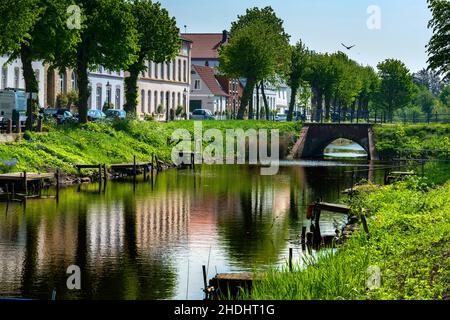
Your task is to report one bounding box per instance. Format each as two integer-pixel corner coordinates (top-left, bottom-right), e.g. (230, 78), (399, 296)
(190, 66), (228, 115)
(0, 55), (45, 107)
(252, 84), (278, 115)
(87, 68), (125, 111)
(276, 84), (290, 113)
(136, 40), (191, 120)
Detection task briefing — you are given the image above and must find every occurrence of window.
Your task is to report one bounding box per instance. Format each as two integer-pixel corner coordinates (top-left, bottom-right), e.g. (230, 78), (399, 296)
(1, 66), (7, 89)
(96, 85), (102, 110)
(154, 63), (158, 79)
(154, 91), (158, 109)
(194, 80), (201, 90)
(14, 67), (20, 89)
(148, 62), (152, 78)
(141, 90), (145, 113)
(173, 61), (176, 82)
(115, 88), (121, 109)
(178, 60), (181, 81)
(167, 62), (171, 80)
(177, 92), (181, 107)
(98, 66), (103, 73)
(59, 72), (66, 93)
(172, 92), (175, 109)
(183, 61), (187, 82)
(160, 91), (164, 109)
(71, 72), (77, 91)
(106, 85), (112, 106)
(160, 63), (164, 79)
(147, 90), (151, 112)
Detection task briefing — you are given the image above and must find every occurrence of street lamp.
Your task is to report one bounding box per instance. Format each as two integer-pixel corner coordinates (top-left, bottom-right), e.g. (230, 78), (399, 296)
(106, 81), (112, 109)
(183, 88), (187, 119)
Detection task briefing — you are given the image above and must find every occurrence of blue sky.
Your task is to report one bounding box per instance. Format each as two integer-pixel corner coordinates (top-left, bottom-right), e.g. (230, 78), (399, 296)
(158, 0), (432, 73)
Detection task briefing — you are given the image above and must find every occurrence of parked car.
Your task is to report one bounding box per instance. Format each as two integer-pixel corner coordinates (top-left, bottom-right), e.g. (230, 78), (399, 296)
(53, 109), (76, 124)
(87, 109), (106, 122)
(105, 109), (126, 119)
(190, 109), (215, 120)
(275, 113), (287, 122)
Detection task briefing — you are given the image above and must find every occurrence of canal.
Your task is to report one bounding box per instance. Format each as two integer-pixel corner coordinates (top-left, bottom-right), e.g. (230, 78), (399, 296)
(0, 144), (386, 300)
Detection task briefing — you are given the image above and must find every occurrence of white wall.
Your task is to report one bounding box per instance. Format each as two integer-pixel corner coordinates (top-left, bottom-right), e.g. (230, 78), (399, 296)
(0, 55), (45, 107)
(88, 69), (125, 111)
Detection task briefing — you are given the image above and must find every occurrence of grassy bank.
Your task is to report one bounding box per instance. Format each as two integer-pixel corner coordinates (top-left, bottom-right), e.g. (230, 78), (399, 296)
(374, 124), (450, 156)
(246, 177), (450, 300)
(0, 120), (302, 174)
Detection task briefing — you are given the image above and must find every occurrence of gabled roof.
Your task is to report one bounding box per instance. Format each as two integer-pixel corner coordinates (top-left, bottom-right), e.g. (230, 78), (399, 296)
(192, 65), (228, 97)
(181, 33), (227, 59)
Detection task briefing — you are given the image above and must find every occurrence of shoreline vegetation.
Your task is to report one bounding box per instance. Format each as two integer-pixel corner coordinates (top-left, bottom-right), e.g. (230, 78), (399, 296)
(243, 172), (450, 300)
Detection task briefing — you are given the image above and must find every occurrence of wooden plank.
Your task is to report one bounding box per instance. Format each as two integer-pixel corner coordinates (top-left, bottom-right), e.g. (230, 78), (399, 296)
(75, 164), (104, 169)
(317, 202), (350, 214)
(214, 273), (255, 281)
(0, 172), (54, 181)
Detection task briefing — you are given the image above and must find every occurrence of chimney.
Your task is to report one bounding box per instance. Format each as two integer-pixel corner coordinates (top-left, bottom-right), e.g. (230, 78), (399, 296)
(221, 30), (228, 43)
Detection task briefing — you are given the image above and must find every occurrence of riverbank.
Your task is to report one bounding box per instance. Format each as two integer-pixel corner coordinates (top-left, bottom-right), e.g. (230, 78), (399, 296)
(0, 120), (301, 175)
(245, 173), (450, 300)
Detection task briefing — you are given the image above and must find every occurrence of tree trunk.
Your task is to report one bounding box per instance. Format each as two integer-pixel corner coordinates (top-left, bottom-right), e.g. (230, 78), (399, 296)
(21, 44), (39, 131)
(237, 77), (255, 119)
(287, 83), (299, 122)
(249, 92), (254, 120)
(256, 84), (260, 120)
(124, 59), (143, 115)
(260, 81), (270, 120)
(324, 94), (331, 122)
(76, 41), (89, 124)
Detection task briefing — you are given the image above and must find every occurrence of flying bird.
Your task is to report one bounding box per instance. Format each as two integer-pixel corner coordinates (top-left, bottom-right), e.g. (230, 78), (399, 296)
(341, 43), (355, 50)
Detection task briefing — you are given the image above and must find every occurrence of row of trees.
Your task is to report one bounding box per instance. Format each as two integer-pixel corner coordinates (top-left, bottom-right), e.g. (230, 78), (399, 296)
(0, 0), (180, 124)
(219, 5), (450, 122)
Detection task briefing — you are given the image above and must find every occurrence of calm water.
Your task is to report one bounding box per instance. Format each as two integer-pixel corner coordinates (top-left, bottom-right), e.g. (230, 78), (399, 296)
(0, 159), (384, 300)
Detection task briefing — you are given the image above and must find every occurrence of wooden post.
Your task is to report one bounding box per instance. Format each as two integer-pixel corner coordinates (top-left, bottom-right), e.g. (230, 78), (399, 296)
(15, 118), (21, 134)
(133, 156), (137, 185)
(301, 226), (307, 244)
(143, 164), (148, 182)
(103, 164), (107, 183)
(202, 265), (208, 292)
(361, 214), (370, 237)
(56, 169), (60, 201)
(306, 232), (313, 247)
(98, 164), (102, 182)
(23, 171), (27, 195)
(289, 248), (293, 272)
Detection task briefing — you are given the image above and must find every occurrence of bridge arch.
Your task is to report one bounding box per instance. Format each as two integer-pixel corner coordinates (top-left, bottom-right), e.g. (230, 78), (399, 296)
(294, 124), (377, 160)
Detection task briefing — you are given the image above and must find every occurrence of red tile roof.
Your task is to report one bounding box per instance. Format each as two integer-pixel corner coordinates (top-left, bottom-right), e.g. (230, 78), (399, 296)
(181, 33), (226, 59)
(193, 65), (228, 97)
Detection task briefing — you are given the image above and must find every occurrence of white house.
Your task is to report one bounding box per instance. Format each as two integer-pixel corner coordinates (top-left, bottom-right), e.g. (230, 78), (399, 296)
(136, 38), (192, 120)
(190, 65), (228, 115)
(87, 67), (125, 111)
(0, 55), (45, 107)
(276, 84), (290, 113)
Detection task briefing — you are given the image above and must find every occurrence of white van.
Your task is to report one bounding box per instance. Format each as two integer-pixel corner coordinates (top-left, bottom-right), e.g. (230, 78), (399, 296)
(0, 89), (27, 123)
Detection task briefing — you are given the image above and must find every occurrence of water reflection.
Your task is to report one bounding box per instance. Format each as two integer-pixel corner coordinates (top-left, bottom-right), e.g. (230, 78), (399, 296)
(0, 162), (383, 300)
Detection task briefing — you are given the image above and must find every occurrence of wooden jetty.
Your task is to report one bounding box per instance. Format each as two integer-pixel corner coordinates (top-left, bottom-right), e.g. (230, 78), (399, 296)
(206, 272), (257, 300)
(0, 171), (58, 202)
(384, 170), (416, 184)
(75, 164), (107, 181)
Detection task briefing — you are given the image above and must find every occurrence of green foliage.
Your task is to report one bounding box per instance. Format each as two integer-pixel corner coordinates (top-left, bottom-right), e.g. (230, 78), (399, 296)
(0, 120), (301, 174)
(427, 0), (450, 81)
(377, 59), (416, 120)
(219, 6), (290, 119)
(374, 124), (450, 155)
(248, 179), (450, 300)
(124, 0), (180, 114)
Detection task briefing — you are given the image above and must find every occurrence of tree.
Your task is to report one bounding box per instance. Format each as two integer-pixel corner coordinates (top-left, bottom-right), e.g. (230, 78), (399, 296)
(71, 0), (138, 123)
(286, 41), (309, 121)
(427, 0), (450, 81)
(219, 6), (290, 119)
(124, 0), (180, 115)
(439, 84), (450, 107)
(376, 59), (415, 122)
(414, 68), (443, 95)
(414, 84), (438, 116)
(0, 0), (80, 129)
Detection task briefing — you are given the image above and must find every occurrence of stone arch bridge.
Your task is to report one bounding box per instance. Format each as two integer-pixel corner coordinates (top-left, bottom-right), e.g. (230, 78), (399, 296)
(289, 124), (378, 160)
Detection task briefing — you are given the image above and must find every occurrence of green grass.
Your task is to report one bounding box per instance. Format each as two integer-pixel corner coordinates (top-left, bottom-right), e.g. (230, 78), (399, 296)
(246, 178), (450, 300)
(0, 120), (302, 174)
(374, 124), (450, 156)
